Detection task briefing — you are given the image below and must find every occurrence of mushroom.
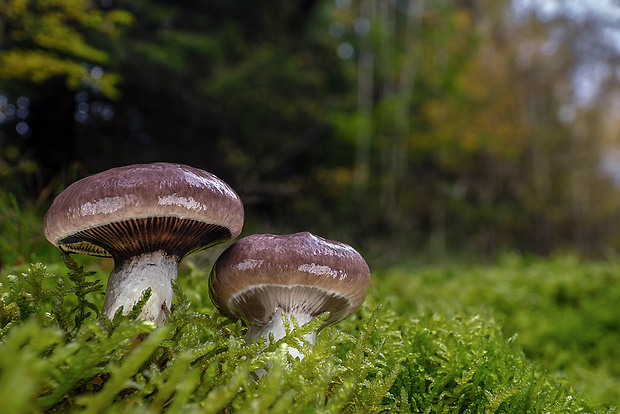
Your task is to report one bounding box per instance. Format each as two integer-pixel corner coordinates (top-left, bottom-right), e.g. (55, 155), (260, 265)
(44, 162), (244, 325)
(208, 232), (370, 365)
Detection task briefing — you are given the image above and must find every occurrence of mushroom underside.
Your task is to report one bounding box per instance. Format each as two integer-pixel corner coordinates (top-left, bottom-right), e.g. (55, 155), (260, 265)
(59, 216), (232, 258)
(227, 284), (354, 328)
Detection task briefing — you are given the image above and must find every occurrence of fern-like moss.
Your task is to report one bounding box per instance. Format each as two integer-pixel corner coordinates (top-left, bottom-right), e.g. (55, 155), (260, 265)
(0, 258), (611, 413)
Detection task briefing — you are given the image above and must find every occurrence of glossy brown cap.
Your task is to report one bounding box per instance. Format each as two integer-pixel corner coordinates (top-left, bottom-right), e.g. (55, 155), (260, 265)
(209, 232), (370, 328)
(44, 162), (244, 259)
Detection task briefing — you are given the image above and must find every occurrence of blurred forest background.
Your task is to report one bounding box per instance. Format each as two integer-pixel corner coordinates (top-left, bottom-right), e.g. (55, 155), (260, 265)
(3, 0), (620, 265)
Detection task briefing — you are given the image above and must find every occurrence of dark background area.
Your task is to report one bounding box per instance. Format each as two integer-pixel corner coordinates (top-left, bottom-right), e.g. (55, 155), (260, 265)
(3, 0), (620, 265)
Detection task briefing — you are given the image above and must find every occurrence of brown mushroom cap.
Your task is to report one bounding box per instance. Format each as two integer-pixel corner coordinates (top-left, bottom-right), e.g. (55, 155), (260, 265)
(44, 162), (244, 259)
(209, 232), (370, 328)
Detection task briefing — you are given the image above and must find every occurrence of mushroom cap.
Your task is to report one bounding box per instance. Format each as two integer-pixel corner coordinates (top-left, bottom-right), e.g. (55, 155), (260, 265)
(44, 162), (244, 259)
(208, 232), (370, 328)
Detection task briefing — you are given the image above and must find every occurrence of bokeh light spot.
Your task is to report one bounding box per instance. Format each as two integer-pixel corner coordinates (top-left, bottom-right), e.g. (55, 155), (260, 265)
(17, 96), (30, 108)
(76, 91), (89, 103)
(16, 121), (30, 137)
(337, 42), (355, 60)
(354, 17), (371, 35)
(91, 66), (104, 80)
(17, 108), (29, 119)
(74, 111), (88, 123)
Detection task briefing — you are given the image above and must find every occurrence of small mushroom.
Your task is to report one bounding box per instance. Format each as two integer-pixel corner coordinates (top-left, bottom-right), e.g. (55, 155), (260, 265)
(44, 162), (244, 325)
(208, 232), (370, 365)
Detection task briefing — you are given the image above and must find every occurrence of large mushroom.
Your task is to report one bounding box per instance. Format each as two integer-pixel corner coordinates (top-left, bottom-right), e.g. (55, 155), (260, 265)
(208, 232), (370, 363)
(44, 162), (244, 325)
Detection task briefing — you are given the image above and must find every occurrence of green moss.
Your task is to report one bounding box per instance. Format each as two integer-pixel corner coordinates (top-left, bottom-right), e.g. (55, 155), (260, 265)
(376, 253), (620, 407)
(0, 256), (610, 413)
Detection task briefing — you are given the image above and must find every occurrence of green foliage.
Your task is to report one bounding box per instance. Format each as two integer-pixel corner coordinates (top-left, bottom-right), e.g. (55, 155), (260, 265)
(0, 194), (46, 268)
(61, 254), (102, 331)
(0, 256), (103, 341)
(377, 253), (620, 408)
(0, 0), (133, 98)
(0, 256), (610, 413)
(393, 313), (564, 412)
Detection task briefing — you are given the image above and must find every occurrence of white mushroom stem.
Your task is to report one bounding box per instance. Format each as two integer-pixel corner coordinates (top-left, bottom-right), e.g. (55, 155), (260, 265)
(102, 251), (179, 326)
(246, 309), (317, 379)
(246, 308), (317, 358)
